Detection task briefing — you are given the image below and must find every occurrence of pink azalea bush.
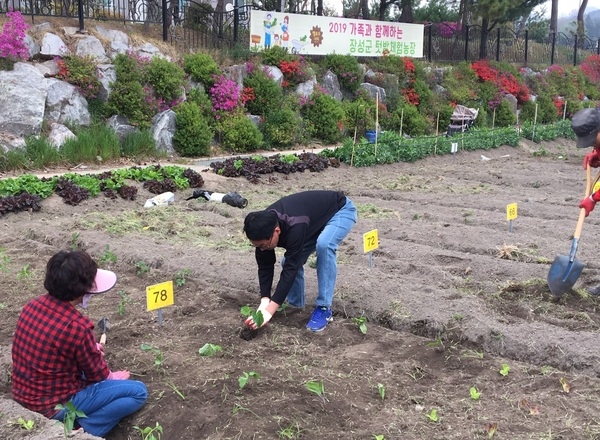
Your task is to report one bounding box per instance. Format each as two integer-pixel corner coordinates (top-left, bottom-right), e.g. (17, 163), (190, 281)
(209, 74), (241, 116)
(0, 10), (29, 61)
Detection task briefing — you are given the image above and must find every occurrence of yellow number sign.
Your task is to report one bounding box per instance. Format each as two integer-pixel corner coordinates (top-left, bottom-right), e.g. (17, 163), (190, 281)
(506, 203), (517, 221)
(146, 280), (174, 311)
(363, 229), (379, 253)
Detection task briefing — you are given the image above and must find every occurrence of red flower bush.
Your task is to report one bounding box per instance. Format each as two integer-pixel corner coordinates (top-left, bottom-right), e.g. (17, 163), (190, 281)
(580, 54), (600, 84)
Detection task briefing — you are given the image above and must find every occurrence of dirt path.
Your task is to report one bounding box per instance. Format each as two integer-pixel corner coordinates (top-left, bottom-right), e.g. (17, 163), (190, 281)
(2, 139), (600, 439)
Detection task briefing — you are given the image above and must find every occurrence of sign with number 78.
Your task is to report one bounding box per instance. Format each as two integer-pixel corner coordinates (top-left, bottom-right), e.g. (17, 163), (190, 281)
(146, 281), (174, 311)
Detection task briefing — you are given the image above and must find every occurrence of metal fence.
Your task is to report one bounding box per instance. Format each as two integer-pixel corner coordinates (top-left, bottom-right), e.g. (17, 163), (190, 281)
(2, 0), (599, 64)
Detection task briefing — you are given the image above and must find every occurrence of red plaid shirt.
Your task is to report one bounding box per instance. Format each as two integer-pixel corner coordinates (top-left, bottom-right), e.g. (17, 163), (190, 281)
(11, 294), (109, 417)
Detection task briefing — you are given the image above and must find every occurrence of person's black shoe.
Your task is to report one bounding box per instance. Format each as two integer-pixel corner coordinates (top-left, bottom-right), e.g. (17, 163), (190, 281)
(588, 285), (600, 296)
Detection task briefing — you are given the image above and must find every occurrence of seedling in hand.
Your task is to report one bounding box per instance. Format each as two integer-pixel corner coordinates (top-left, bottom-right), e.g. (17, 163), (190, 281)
(199, 343), (222, 356)
(377, 383), (385, 401)
(238, 371), (260, 389)
(55, 402), (86, 438)
(499, 363), (510, 376)
(469, 386), (481, 400)
(426, 409), (438, 422)
(353, 316), (368, 334)
(240, 305), (264, 328)
(133, 422), (163, 440)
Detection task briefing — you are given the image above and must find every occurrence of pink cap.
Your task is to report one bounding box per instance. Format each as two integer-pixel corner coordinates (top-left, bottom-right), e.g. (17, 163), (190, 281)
(89, 268), (117, 294)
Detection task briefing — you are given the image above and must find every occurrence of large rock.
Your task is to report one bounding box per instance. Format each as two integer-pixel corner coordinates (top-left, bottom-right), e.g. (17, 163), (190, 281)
(41, 33), (69, 57)
(0, 63), (50, 137)
(152, 110), (177, 155)
(45, 79), (91, 126)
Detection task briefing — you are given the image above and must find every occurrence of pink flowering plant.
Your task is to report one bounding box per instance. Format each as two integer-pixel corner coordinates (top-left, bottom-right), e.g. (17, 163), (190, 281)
(0, 10), (30, 62)
(209, 74), (241, 118)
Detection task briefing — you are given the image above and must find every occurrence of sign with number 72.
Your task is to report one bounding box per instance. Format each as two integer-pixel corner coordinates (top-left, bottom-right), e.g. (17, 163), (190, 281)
(146, 281), (174, 311)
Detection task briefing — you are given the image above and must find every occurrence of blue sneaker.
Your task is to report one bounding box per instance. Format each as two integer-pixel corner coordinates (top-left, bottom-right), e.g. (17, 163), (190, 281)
(306, 306), (333, 332)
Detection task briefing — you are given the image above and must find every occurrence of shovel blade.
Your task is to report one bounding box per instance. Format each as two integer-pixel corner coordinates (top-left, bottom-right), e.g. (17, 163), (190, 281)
(547, 255), (585, 297)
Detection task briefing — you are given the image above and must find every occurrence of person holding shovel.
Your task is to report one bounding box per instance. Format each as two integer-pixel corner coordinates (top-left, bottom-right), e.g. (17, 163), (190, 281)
(573, 108), (600, 295)
(243, 190), (357, 332)
(577, 107), (600, 218)
(11, 250), (148, 437)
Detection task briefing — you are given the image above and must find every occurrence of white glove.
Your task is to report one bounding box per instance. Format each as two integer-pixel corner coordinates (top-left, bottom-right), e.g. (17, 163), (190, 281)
(245, 297), (273, 329)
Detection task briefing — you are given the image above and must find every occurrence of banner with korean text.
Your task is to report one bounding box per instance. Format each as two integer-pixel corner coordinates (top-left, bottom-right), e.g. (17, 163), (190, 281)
(249, 10), (424, 57)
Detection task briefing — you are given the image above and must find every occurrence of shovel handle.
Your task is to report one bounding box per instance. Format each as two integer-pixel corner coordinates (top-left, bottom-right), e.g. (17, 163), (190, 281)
(100, 333), (106, 344)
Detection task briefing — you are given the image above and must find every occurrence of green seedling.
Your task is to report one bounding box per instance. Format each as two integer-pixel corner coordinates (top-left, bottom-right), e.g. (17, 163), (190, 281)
(174, 268), (191, 287)
(17, 263), (32, 280)
(373, 436), (385, 440)
(199, 343), (222, 356)
(377, 383), (385, 401)
(140, 343), (164, 367)
(486, 422), (498, 437)
(353, 316), (368, 334)
(136, 261), (150, 276)
(305, 380), (325, 398)
(116, 290), (131, 315)
(560, 377), (571, 393)
(99, 244), (117, 265)
(470, 386), (481, 400)
(499, 363), (510, 376)
(133, 422), (163, 440)
(426, 408), (439, 422)
(55, 402), (86, 438)
(238, 371), (260, 389)
(69, 232), (80, 250)
(277, 302), (289, 316)
(278, 421), (301, 439)
(0, 247), (11, 272)
(165, 379), (185, 400)
(16, 417), (35, 431)
(240, 305), (264, 328)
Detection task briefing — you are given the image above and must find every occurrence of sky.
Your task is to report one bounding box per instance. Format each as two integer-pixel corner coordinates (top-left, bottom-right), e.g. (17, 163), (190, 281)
(325, 0), (600, 19)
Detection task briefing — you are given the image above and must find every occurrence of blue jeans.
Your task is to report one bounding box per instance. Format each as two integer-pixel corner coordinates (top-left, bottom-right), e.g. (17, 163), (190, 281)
(51, 380), (148, 437)
(285, 197), (357, 308)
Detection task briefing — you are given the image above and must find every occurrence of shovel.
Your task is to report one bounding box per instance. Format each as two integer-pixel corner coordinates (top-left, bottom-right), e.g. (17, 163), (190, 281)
(547, 166), (593, 297)
(98, 317), (110, 344)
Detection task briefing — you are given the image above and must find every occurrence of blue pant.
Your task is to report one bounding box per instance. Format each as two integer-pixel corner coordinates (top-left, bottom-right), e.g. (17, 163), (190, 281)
(285, 197), (357, 308)
(52, 380), (148, 437)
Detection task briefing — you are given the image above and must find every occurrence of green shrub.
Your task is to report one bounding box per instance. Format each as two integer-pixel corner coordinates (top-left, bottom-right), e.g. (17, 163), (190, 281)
(343, 93), (376, 137)
(261, 45), (293, 66)
(243, 66), (283, 117)
(106, 81), (150, 128)
(262, 107), (301, 148)
(301, 91), (345, 144)
(113, 53), (145, 83)
(145, 57), (186, 103)
(492, 100), (516, 128)
(323, 54), (362, 93)
(56, 54), (101, 99)
(183, 52), (220, 87)
(187, 87), (216, 127)
(173, 101), (213, 157)
(217, 114), (263, 153)
(387, 104), (431, 136)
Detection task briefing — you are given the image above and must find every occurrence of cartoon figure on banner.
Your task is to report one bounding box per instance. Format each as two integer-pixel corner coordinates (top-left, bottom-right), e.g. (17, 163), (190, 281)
(281, 15), (290, 50)
(263, 13), (277, 48)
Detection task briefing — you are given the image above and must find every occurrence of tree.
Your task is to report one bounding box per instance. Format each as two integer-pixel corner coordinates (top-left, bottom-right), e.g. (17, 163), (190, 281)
(469, 0), (546, 59)
(550, 0), (558, 36)
(576, 0), (588, 42)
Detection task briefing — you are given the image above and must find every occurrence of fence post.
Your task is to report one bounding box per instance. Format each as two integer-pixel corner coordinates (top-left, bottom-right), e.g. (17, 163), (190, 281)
(427, 24), (432, 61)
(524, 30), (529, 65)
(234, 6), (239, 43)
(597, 38), (600, 55)
(550, 32), (556, 65)
(162, 0), (168, 42)
(496, 27), (500, 61)
(464, 25), (469, 61)
(573, 34), (578, 66)
(77, 0), (84, 32)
